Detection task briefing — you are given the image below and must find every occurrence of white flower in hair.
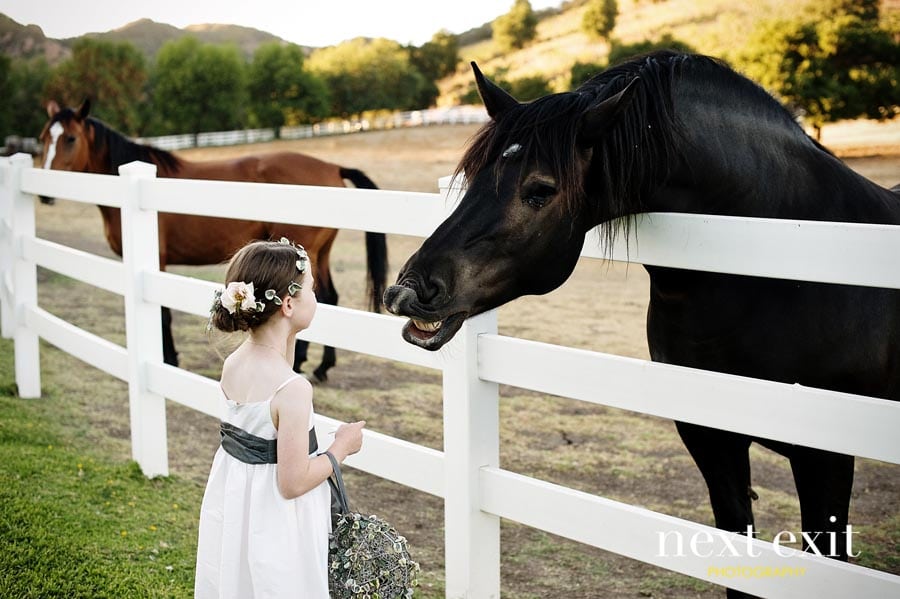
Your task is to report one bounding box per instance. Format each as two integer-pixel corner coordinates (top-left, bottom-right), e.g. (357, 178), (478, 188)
(221, 281), (257, 314)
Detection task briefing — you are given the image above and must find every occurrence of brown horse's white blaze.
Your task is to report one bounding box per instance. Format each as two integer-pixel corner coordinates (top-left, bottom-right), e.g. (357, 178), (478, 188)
(38, 99), (388, 381)
(43, 122), (64, 169)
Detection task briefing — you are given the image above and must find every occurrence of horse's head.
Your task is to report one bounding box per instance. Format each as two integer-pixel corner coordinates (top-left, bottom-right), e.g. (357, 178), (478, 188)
(384, 63), (640, 350)
(39, 99), (95, 204)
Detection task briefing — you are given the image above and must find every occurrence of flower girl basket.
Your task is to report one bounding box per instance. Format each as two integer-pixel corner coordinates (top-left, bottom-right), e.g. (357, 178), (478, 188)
(324, 451), (419, 598)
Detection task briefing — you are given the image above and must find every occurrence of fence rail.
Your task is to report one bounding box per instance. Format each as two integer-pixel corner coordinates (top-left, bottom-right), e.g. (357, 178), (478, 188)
(137, 106), (491, 151)
(1, 153), (898, 598)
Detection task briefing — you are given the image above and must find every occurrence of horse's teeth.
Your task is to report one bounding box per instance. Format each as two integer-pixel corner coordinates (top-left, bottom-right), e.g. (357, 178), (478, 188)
(413, 319), (442, 332)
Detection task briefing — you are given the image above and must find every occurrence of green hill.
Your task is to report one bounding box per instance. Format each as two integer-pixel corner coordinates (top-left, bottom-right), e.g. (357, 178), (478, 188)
(437, 0), (898, 104)
(0, 14), (69, 63)
(81, 19), (297, 60)
(0, 15), (301, 65)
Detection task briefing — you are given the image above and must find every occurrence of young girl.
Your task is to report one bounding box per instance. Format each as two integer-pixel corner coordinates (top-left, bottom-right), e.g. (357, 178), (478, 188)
(195, 238), (365, 598)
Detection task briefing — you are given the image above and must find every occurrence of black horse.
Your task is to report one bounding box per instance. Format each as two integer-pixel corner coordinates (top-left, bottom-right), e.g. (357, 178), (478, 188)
(384, 52), (900, 596)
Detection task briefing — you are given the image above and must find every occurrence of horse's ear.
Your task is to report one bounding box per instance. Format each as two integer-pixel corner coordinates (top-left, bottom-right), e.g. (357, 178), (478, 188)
(46, 100), (60, 118)
(578, 77), (640, 146)
(76, 98), (91, 120)
(472, 61), (519, 119)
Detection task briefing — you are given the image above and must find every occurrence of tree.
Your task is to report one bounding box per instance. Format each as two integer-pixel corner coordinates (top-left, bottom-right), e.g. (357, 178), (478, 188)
(0, 55), (10, 139)
(607, 34), (695, 66)
(581, 0), (618, 41)
(409, 31), (460, 81)
(569, 36), (695, 89)
(307, 38), (429, 116)
(509, 75), (552, 101)
(493, 0), (538, 51)
(7, 57), (52, 139)
(736, 2), (900, 137)
(152, 37), (247, 137)
(247, 42), (329, 134)
(43, 38), (147, 135)
(407, 31), (460, 109)
(570, 61), (606, 89)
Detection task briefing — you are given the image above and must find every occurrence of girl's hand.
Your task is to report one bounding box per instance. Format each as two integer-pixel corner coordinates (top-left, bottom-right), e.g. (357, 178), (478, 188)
(331, 420), (366, 461)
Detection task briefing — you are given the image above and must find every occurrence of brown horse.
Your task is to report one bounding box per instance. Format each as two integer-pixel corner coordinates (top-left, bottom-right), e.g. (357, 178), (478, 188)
(39, 99), (388, 381)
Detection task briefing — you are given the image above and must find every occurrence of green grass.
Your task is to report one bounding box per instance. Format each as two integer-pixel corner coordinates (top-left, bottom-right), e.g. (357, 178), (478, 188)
(0, 337), (202, 598)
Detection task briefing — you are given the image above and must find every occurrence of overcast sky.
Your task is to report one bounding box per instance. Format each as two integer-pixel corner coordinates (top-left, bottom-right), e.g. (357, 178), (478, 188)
(1, 0), (562, 47)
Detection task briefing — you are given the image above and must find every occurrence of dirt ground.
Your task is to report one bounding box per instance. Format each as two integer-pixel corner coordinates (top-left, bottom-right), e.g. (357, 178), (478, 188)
(30, 122), (900, 598)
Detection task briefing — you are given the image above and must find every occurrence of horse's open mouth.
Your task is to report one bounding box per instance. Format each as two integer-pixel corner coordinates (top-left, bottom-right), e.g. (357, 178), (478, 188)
(401, 312), (467, 351)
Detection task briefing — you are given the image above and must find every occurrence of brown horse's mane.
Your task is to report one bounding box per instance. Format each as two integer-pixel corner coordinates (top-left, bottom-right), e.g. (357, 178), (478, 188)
(52, 108), (182, 175)
(88, 116), (183, 176)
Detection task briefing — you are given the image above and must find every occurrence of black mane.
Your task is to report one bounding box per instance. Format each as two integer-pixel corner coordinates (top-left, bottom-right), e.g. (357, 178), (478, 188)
(52, 108), (181, 175)
(456, 51), (813, 246)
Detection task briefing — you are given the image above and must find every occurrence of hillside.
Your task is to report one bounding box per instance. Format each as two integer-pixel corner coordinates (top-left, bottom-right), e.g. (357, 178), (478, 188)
(0, 15), (298, 65)
(82, 19), (299, 59)
(3, 0), (897, 102)
(437, 0), (900, 103)
(0, 14), (69, 63)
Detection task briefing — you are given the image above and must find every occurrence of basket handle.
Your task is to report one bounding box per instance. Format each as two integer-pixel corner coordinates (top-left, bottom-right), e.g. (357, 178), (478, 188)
(324, 450), (351, 515)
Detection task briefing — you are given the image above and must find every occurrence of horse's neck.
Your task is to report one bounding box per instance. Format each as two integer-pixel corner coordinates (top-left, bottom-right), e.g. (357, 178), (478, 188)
(97, 205), (124, 257)
(650, 92), (899, 225)
(96, 123), (178, 177)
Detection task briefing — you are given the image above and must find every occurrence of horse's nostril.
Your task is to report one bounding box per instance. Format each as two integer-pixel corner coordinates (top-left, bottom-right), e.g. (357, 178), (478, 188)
(398, 275), (443, 305)
(383, 285), (418, 315)
(421, 275), (448, 304)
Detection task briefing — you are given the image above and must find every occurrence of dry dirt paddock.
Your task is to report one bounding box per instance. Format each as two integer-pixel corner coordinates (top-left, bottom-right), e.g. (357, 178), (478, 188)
(32, 122), (899, 598)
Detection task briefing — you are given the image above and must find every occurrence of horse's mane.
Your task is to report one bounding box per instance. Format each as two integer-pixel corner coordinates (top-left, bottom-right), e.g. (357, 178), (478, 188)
(52, 108), (182, 175)
(88, 117), (182, 175)
(455, 51), (809, 247)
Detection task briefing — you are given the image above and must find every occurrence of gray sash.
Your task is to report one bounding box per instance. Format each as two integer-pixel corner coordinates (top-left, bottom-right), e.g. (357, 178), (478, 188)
(220, 421), (318, 464)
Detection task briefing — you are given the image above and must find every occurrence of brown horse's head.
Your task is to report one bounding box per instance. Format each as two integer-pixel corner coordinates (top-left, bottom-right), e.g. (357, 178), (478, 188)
(38, 99), (98, 204)
(40, 99), (96, 174)
(383, 62), (640, 350)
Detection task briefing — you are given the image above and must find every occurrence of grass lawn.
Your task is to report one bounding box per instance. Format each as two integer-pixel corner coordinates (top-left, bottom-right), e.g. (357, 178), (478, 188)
(0, 337), (201, 598)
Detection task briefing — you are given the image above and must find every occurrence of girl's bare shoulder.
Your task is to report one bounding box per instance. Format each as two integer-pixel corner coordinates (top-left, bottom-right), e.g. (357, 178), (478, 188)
(270, 375), (313, 429)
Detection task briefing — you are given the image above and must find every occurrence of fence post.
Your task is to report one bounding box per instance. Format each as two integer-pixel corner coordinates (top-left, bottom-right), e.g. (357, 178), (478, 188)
(442, 310), (500, 598)
(119, 160), (168, 478)
(0, 157), (14, 339)
(10, 153), (41, 397)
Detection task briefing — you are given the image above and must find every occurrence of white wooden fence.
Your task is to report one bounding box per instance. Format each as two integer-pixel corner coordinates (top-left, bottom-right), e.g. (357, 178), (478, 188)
(0, 152), (898, 598)
(137, 106), (490, 151)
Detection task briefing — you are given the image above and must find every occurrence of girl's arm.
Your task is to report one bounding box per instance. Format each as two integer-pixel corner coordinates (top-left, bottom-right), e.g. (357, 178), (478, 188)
(273, 378), (337, 500)
(272, 379), (364, 500)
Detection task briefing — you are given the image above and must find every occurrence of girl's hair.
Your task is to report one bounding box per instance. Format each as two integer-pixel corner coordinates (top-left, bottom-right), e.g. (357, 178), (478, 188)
(210, 239), (309, 333)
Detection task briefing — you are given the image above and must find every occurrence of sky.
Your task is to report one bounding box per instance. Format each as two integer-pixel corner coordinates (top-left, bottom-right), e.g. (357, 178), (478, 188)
(0, 0), (563, 47)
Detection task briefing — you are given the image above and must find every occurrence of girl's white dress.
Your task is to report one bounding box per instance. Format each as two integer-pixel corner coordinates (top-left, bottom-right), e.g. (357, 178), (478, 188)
(195, 374), (331, 598)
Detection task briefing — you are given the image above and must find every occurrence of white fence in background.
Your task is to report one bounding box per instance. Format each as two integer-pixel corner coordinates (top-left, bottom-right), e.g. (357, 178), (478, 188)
(0, 153), (898, 598)
(137, 105), (490, 151)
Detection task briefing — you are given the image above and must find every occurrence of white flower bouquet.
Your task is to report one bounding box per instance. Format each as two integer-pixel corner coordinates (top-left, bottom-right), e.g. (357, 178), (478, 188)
(324, 453), (419, 598)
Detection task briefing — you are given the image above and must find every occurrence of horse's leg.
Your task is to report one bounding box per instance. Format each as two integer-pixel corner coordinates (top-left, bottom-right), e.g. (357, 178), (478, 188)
(161, 306), (178, 367)
(312, 274), (338, 382)
(159, 246), (178, 367)
(292, 338), (310, 375)
(789, 447), (855, 560)
(676, 421), (758, 599)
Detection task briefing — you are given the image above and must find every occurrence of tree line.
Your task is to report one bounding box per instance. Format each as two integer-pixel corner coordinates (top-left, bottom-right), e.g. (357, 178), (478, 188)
(492, 0), (898, 137)
(0, 31), (459, 140)
(0, 0), (896, 143)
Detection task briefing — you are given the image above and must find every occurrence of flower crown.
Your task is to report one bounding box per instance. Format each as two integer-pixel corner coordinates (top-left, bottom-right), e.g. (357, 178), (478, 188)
(207, 238), (309, 330)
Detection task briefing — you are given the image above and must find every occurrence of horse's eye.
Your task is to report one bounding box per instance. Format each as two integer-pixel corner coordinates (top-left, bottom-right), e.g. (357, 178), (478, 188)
(521, 182), (556, 209)
(65, 136), (76, 144)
